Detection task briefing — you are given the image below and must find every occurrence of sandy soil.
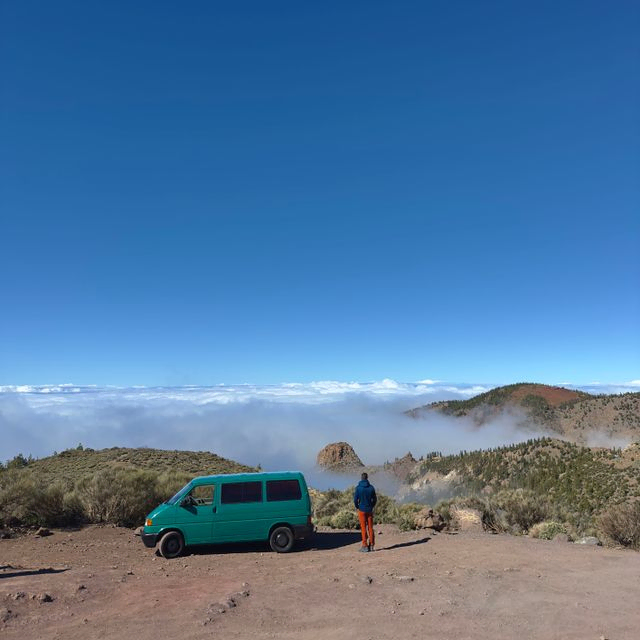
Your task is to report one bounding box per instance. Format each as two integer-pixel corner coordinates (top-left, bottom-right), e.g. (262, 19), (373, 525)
(1, 524), (639, 640)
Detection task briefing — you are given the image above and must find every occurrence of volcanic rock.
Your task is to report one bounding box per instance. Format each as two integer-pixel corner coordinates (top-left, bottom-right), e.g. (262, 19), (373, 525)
(316, 442), (364, 471)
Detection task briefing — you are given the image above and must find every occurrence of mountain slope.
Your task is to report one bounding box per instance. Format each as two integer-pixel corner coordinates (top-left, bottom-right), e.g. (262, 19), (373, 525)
(407, 383), (640, 442)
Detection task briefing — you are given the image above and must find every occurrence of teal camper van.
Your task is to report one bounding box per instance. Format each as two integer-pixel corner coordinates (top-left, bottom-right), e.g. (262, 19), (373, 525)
(140, 471), (314, 558)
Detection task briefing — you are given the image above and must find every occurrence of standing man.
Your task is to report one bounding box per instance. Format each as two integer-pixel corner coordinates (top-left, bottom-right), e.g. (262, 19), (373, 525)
(354, 472), (377, 552)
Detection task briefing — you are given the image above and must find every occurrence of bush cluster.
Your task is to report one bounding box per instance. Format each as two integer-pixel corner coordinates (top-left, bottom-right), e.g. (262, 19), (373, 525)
(311, 487), (422, 531)
(0, 467), (191, 528)
(434, 489), (562, 535)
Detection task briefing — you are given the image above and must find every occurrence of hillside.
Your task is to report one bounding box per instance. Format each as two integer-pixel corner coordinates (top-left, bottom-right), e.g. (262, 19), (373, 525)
(397, 438), (640, 534)
(0, 447), (256, 528)
(407, 383), (640, 442)
(3, 446), (255, 484)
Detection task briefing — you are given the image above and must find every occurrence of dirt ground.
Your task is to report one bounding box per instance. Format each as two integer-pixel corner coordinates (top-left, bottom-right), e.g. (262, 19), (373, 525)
(1, 524), (639, 640)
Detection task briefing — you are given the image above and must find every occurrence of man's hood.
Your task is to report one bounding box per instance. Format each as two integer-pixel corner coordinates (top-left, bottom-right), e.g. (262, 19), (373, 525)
(357, 479), (371, 488)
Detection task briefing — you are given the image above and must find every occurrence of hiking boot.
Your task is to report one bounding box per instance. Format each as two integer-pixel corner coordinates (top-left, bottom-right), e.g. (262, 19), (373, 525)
(359, 545), (369, 552)
(368, 545), (374, 552)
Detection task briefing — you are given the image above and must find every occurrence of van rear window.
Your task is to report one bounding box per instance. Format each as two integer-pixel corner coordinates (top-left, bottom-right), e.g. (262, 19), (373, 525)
(266, 479), (302, 502)
(221, 481), (262, 504)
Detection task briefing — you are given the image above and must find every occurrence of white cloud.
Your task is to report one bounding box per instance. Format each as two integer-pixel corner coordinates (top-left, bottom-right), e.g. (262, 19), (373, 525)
(1, 380), (636, 489)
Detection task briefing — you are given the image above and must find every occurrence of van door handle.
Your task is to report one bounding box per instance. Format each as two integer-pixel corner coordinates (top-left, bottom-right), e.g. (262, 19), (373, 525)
(212, 506), (216, 513)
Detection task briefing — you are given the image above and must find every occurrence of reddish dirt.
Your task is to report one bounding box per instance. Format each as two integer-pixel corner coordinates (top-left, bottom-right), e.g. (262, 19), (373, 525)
(509, 385), (584, 407)
(2, 524), (639, 640)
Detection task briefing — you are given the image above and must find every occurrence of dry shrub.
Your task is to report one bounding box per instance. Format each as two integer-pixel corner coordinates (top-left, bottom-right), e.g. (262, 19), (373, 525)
(492, 489), (550, 533)
(598, 501), (640, 549)
(155, 471), (193, 502)
(0, 473), (79, 527)
(75, 468), (161, 527)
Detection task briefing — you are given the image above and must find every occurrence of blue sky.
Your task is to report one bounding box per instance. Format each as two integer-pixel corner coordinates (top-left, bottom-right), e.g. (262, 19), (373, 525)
(2, 1), (639, 387)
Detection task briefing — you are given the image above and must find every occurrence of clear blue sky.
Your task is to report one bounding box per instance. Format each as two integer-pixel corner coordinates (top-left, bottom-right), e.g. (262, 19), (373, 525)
(1, 1), (639, 386)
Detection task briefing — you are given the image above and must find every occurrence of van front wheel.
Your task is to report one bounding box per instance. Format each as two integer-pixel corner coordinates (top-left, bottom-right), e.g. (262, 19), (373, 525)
(269, 526), (294, 553)
(159, 531), (184, 559)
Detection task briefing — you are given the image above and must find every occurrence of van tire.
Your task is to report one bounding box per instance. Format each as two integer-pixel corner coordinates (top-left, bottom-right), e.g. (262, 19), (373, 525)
(159, 531), (184, 559)
(269, 526), (294, 553)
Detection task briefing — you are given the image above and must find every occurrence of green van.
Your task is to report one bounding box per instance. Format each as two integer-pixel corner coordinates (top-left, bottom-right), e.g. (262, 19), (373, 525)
(140, 471), (313, 558)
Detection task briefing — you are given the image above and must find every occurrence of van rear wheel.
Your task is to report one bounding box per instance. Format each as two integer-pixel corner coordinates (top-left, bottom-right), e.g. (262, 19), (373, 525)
(269, 526), (294, 553)
(159, 531), (184, 559)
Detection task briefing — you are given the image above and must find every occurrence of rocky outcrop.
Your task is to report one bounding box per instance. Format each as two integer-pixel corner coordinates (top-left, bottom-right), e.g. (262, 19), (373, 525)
(413, 508), (445, 531)
(316, 442), (364, 471)
(383, 452), (418, 482)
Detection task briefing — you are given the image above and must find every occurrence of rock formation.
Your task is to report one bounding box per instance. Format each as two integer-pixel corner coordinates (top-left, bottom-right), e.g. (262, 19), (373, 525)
(316, 442), (364, 471)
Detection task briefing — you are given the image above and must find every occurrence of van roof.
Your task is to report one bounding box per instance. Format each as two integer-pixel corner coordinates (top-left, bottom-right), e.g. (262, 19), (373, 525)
(191, 470), (305, 484)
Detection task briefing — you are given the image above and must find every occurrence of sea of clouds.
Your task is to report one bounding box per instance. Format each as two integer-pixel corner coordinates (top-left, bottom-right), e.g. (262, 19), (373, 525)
(1, 379), (638, 489)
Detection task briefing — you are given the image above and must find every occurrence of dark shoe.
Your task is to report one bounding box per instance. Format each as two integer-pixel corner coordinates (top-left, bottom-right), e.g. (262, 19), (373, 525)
(368, 545), (374, 552)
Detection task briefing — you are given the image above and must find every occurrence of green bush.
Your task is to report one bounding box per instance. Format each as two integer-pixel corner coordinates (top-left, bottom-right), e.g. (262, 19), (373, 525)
(529, 521), (568, 540)
(330, 509), (359, 529)
(396, 503), (422, 531)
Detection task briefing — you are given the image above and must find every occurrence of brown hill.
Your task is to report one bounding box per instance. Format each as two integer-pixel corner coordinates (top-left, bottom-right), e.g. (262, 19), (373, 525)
(407, 383), (640, 443)
(316, 442), (364, 471)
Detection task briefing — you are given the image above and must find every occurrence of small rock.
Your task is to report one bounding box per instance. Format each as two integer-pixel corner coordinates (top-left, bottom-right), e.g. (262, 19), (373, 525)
(394, 575), (415, 582)
(574, 536), (601, 546)
(37, 593), (54, 603)
(1, 608), (14, 623)
(12, 592), (26, 601)
(359, 575), (373, 584)
(77, 584), (87, 591)
(35, 527), (52, 537)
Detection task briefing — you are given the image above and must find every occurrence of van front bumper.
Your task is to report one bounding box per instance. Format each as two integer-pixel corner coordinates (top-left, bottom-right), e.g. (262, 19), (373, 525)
(141, 532), (158, 548)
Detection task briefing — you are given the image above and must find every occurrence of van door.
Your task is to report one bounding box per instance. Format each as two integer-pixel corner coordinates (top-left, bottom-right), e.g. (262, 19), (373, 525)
(175, 483), (218, 545)
(216, 480), (264, 542)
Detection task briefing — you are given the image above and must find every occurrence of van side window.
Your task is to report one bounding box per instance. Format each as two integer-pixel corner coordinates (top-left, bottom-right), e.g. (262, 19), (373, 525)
(190, 484), (215, 505)
(221, 481), (262, 504)
(266, 479), (302, 501)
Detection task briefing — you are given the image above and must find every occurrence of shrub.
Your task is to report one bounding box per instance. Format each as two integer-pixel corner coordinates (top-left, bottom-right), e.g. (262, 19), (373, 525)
(396, 503), (422, 531)
(330, 509), (359, 529)
(75, 468), (161, 527)
(529, 521), (568, 540)
(0, 474), (78, 527)
(598, 501), (640, 549)
(493, 489), (550, 533)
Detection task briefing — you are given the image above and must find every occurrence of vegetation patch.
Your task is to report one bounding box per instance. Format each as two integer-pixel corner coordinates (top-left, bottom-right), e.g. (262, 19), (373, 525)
(0, 447), (255, 528)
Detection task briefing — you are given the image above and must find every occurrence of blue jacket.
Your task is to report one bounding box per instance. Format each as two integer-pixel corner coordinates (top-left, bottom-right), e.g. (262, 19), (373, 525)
(354, 479), (377, 513)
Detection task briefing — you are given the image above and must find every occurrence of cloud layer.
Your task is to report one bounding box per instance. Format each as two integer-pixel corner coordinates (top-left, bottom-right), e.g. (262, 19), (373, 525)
(1, 380), (637, 488)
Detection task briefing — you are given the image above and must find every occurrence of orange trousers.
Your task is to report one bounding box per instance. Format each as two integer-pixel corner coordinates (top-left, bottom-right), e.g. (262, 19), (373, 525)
(358, 510), (374, 547)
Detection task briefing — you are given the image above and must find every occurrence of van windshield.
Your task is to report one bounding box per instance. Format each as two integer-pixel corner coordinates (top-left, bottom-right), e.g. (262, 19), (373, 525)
(166, 483), (192, 505)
